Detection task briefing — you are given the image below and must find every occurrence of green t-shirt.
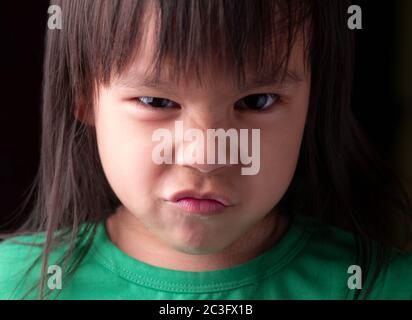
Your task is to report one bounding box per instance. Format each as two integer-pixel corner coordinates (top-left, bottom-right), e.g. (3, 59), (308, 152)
(0, 214), (411, 300)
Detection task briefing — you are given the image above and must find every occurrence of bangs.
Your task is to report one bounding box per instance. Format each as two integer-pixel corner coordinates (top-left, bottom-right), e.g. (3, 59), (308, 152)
(58, 0), (312, 93)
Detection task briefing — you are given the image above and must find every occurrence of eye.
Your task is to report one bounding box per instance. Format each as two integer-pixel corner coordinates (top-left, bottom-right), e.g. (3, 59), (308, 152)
(135, 96), (178, 109)
(235, 93), (280, 111)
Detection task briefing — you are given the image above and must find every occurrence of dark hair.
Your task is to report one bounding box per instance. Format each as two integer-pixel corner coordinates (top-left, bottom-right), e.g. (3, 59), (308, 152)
(1, 0), (411, 300)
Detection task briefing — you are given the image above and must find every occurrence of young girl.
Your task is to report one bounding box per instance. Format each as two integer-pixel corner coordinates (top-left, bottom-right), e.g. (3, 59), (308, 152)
(1, 0), (411, 300)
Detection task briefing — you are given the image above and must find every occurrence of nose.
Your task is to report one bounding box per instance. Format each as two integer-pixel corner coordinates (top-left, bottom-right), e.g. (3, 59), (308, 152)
(175, 129), (237, 174)
(183, 161), (230, 174)
(174, 114), (237, 174)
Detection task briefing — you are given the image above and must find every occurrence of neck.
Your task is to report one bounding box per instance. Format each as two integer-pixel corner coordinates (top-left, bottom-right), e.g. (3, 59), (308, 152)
(105, 206), (290, 272)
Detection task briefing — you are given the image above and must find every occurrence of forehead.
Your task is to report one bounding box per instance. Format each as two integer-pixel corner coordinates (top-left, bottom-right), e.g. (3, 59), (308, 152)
(111, 2), (310, 91)
(114, 43), (308, 94)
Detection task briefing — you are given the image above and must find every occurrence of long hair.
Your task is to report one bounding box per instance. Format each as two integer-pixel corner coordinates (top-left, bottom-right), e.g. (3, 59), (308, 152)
(1, 0), (411, 300)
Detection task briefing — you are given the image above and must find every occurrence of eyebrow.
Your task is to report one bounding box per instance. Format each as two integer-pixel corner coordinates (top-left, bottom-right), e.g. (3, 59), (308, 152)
(115, 69), (303, 92)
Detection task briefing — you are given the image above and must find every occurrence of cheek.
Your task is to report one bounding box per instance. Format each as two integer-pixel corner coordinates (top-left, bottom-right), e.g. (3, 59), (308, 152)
(250, 92), (308, 207)
(257, 133), (301, 203)
(94, 95), (162, 208)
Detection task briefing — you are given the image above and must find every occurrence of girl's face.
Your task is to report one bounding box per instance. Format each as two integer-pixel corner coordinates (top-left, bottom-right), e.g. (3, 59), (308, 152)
(93, 13), (311, 256)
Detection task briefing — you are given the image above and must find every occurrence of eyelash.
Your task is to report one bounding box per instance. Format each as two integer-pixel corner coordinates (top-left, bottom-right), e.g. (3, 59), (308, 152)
(133, 93), (281, 112)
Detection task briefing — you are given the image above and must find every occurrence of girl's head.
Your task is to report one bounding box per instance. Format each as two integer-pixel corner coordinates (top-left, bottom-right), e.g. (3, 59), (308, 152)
(7, 0), (412, 299)
(90, 1), (311, 255)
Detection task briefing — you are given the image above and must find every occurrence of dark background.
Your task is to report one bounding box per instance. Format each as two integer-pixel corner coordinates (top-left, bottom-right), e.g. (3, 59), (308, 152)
(0, 1), (410, 232)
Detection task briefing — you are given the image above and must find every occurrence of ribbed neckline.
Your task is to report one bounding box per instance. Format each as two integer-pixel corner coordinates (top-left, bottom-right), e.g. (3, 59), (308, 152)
(90, 214), (315, 293)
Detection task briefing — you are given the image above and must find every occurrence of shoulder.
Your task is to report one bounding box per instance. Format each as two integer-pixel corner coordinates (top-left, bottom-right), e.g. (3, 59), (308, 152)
(371, 249), (412, 299)
(0, 233), (46, 299)
(294, 214), (358, 262)
(292, 214), (412, 299)
(0, 233), (46, 272)
(0, 223), (98, 300)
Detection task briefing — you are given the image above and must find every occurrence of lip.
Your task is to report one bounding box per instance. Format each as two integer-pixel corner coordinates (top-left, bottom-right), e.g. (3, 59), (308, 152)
(166, 190), (234, 215)
(167, 190), (233, 207)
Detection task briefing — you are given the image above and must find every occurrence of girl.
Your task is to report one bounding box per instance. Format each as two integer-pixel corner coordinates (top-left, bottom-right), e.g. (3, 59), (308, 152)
(1, 0), (411, 300)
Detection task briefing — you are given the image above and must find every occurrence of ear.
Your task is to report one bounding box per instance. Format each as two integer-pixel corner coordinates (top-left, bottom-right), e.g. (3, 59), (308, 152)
(74, 104), (94, 126)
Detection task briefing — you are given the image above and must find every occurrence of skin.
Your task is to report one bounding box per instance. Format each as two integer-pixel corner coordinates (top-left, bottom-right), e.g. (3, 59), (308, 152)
(90, 9), (311, 272)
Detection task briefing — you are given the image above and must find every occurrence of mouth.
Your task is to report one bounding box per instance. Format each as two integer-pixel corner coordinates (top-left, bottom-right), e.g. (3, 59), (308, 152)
(166, 190), (234, 215)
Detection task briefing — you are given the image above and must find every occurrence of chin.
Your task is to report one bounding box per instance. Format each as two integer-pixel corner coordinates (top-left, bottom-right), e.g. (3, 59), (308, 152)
(169, 236), (223, 255)
(179, 248), (222, 256)
(172, 241), (226, 256)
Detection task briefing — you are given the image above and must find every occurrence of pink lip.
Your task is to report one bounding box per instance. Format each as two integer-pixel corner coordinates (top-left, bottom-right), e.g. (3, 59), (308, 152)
(173, 198), (226, 215)
(167, 190), (233, 215)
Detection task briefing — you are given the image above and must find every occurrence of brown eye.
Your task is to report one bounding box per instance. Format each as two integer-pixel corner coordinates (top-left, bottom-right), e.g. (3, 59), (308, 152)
(136, 96), (178, 109)
(235, 93), (280, 111)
